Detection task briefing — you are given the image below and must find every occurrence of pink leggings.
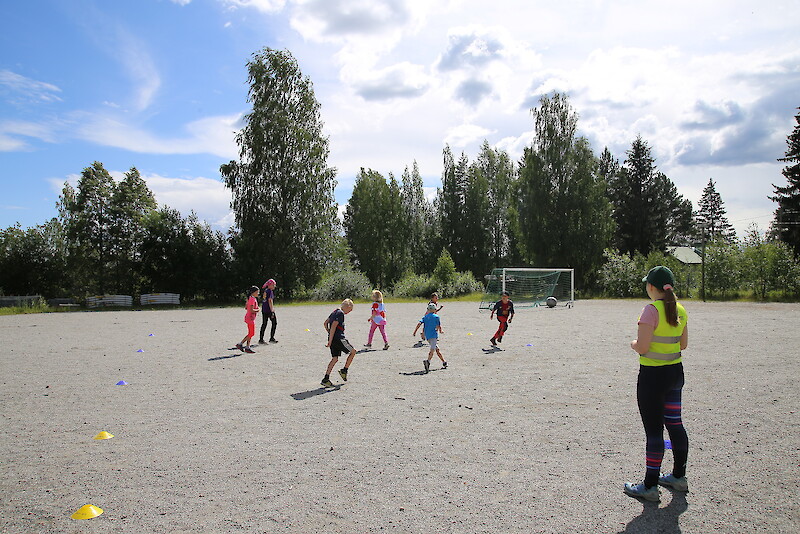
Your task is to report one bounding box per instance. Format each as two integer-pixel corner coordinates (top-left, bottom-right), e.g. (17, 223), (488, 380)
(368, 321), (388, 344)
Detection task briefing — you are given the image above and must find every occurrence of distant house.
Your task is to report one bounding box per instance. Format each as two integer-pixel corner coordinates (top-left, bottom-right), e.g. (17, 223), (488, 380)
(667, 246), (703, 298)
(666, 246), (702, 265)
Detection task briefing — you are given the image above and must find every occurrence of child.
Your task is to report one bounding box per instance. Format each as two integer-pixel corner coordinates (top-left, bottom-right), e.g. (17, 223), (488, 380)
(365, 289), (389, 350)
(413, 303), (446, 373)
(236, 286), (260, 354)
(489, 291), (514, 346)
(322, 299), (357, 388)
(420, 292), (443, 340)
(623, 266), (690, 502)
(259, 278), (278, 344)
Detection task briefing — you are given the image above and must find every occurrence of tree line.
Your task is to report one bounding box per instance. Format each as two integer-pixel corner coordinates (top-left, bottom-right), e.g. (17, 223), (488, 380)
(2, 48), (799, 302)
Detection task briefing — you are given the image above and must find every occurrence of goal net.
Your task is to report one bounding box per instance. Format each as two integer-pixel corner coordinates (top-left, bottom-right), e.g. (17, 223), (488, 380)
(479, 268), (574, 310)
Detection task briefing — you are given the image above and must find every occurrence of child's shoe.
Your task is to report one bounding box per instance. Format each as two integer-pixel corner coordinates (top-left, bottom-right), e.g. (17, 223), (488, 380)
(623, 482), (660, 502)
(423, 360), (430, 373)
(658, 474), (688, 491)
(258, 339), (266, 344)
(497, 336), (503, 343)
(236, 343), (244, 351)
(321, 377), (334, 388)
(364, 343), (372, 348)
(442, 361), (448, 369)
(338, 369), (348, 382)
(269, 338), (278, 343)
(490, 337), (497, 346)
(383, 343), (390, 350)
(244, 346), (256, 354)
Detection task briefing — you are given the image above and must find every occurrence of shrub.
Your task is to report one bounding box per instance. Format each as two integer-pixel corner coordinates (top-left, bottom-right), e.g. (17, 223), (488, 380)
(392, 271), (438, 298)
(444, 271), (483, 297)
(311, 270), (372, 302)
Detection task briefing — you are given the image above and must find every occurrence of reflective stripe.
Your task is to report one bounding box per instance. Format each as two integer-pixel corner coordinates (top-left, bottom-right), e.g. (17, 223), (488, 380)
(644, 351), (681, 361)
(652, 335), (681, 344)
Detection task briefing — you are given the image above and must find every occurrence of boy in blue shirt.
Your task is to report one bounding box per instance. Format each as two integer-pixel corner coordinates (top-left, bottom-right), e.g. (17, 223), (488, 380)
(413, 303), (446, 373)
(322, 299), (356, 387)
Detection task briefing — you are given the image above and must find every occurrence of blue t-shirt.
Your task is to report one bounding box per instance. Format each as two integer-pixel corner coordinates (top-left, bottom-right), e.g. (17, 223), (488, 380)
(328, 309), (346, 340)
(419, 313), (440, 340)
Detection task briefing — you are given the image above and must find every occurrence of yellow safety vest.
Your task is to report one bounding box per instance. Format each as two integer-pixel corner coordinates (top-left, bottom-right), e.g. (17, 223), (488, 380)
(640, 300), (687, 367)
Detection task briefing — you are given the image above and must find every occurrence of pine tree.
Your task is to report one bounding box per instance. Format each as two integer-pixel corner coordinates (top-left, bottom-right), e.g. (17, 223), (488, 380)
(696, 178), (736, 242)
(770, 108), (800, 253)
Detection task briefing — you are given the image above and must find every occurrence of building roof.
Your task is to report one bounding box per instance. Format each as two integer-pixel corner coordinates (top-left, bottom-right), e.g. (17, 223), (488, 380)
(667, 246), (703, 265)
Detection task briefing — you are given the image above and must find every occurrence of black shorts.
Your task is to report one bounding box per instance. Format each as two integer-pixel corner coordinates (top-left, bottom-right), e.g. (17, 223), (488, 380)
(329, 337), (354, 358)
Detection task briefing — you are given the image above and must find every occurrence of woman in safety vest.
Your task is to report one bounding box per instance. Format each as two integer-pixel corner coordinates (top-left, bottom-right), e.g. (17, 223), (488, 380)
(624, 266), (689, 502)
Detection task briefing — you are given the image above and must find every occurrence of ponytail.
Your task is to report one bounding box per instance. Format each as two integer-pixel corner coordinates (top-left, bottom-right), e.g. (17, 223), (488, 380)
(662, 285), (678, 327)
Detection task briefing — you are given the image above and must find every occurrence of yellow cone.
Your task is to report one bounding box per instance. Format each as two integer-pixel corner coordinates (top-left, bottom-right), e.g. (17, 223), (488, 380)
(71, 504), (103, 519)
(93, 431), (114, 440)
(467, 333), (473, 336)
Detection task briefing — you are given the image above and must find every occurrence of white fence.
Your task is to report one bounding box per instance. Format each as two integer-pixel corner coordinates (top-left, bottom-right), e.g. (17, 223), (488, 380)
(86, 295), (133, 308)
(0, 295), (42, 308)
(140, 293), (180, 305)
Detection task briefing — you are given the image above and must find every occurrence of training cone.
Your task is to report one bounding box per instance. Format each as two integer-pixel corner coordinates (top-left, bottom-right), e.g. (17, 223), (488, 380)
(115, 380), (128, 386)
(93, 431), (114, 440)
(136, 349), (144, 353)
(467, 333), (473, 336)
(71, 504), (103, 520)
(305, 328), (310, 331)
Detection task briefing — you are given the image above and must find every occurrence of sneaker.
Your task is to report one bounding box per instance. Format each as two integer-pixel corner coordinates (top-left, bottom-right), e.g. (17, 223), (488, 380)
(236, 343), (244, 351)
(423, 359), (430, 373)
(269, 338), (278, 343)
(244, 347), (256, 354)
(321, 377), (334, 388)
(658, 474), (688, 492)
(442, 361), (448, 369)
(383, 343), (390, 350)
(364, 343), (372, 348)
(258, 339), (266, 345)
(623, 482), (660, 502)
(338, 369), (348, 382)
(490, 337), (497, 346)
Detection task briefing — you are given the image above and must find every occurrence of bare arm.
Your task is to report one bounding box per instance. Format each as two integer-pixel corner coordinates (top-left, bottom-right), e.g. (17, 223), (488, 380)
(326, 320), (339, 347)
(413, 322), (421, 336)
(630, 323), (654, 355)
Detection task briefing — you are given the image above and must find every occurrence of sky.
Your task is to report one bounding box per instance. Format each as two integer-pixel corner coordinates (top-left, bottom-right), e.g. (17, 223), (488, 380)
(2, 0), (799, 238)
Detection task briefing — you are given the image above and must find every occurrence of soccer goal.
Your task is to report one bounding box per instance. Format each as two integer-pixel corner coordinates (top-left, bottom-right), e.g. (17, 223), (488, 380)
(479, 268), (575, 310)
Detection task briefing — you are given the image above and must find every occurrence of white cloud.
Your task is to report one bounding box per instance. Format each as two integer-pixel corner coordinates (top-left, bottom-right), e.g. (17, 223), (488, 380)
(0, 70), (62, 104)
(221, 0), (286, 13)
(170, 0), (192, 5)
(0, 120), (58, 151)
(73, 112), (241, 159)
(444, 123), (494, 148)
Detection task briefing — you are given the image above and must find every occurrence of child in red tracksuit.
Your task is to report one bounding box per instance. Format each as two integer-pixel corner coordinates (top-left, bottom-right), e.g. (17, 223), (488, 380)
(490, 291), (514, 346)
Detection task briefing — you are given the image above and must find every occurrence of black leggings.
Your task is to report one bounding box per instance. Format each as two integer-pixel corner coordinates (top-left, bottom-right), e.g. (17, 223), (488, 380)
(259, 309), (277, 341)
(636, 363), (689, 487)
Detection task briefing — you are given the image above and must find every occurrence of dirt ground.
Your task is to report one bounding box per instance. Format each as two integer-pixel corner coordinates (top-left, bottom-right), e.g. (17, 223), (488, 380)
(1, 299), (798, 533)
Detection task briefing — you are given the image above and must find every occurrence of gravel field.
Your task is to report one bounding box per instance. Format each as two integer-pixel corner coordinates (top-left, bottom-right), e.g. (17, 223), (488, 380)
(1, 299), (798, 533)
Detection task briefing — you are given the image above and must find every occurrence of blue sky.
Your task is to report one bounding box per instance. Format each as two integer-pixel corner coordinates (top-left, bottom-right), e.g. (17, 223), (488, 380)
(2, 0), (799, 237)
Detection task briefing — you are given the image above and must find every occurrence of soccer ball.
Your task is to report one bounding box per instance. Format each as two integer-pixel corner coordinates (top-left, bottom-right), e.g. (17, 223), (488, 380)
(545, 296), (557, 308)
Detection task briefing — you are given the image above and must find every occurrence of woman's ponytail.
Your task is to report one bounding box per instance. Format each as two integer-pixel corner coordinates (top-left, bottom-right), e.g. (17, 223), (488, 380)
(662, 284), (678, 327)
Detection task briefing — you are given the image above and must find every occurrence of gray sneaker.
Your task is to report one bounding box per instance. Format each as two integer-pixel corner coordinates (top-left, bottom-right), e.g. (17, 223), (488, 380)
(423, 359), (430, 373)
(658, 474), (688, 492)
(623, 482), (660, 502)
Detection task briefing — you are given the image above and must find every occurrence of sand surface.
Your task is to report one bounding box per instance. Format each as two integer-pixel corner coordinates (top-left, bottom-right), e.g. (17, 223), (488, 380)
(1, 300), (798, 533)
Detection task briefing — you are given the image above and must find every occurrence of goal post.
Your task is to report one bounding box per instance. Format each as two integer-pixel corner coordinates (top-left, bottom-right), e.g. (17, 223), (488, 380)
(479, 268), (575, 310)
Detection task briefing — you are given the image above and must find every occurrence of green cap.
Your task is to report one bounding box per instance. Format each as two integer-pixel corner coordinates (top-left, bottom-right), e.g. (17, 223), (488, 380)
(643, 266), (675, 289)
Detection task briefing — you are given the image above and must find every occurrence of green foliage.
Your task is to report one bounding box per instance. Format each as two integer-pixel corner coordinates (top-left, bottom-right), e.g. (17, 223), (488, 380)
(703, 238), (742, 298)
(517, 93), (615, 287)
(770, 108), (800, 254)
(221, 47), (337, 296)
(0, 221), (68, 297)
(311, 270), (372, 302)
(432, 249), (457, 288)
(697, 178), (736, 243)
(392, 271), (439, 298)
(608, 136), (695, 255)
(597, 249), (643, 298)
